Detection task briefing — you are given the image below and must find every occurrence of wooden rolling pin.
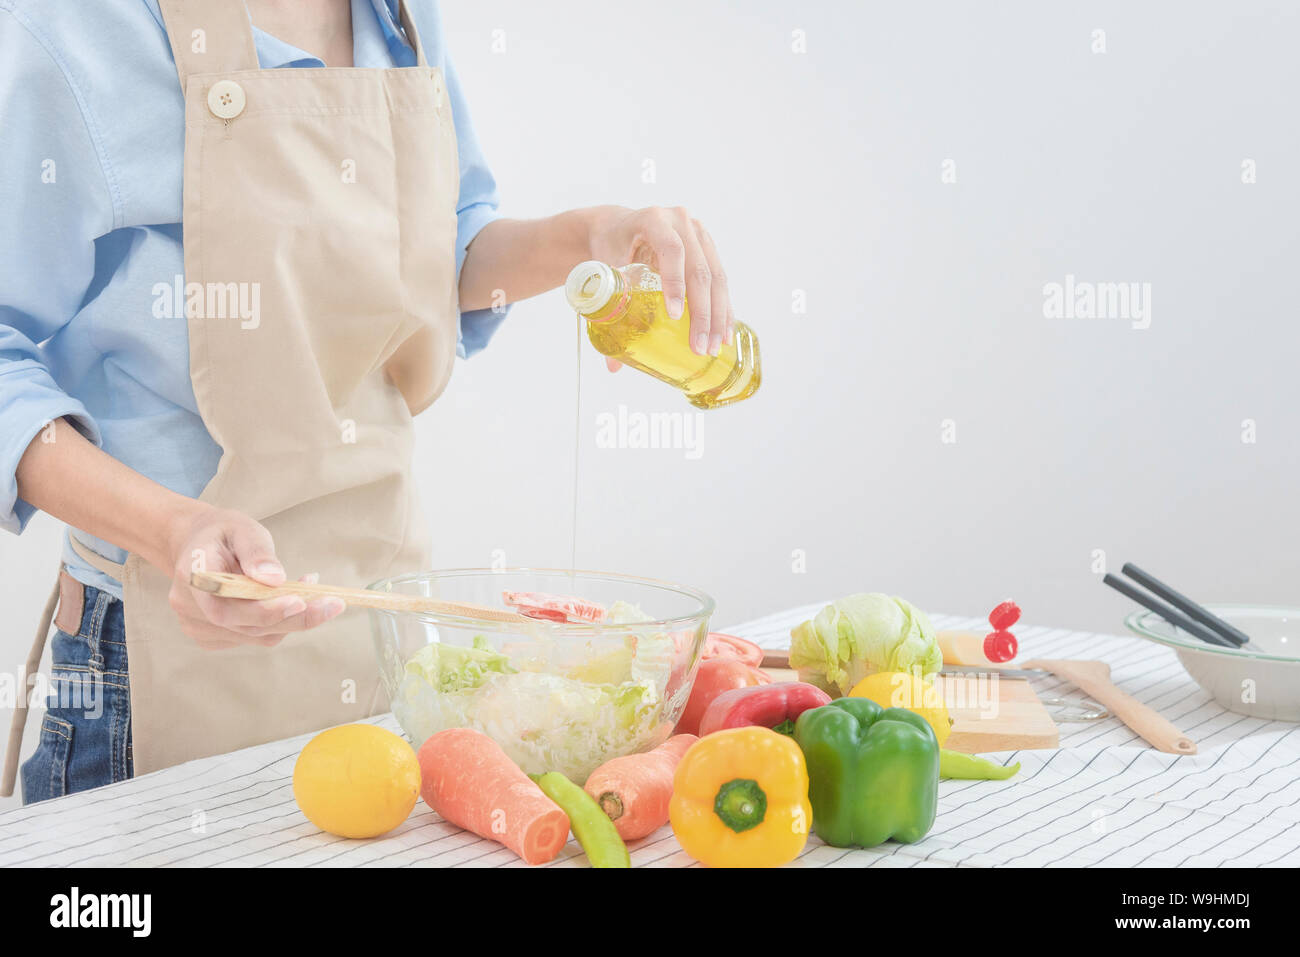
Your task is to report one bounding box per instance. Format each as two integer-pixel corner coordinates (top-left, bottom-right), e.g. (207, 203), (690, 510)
(190, 570), (535, 624)
(1021, 658), (1196, 755)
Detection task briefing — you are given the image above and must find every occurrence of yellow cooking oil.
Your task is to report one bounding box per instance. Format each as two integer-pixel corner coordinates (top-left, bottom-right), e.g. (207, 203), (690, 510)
(563, 261), (760, 409)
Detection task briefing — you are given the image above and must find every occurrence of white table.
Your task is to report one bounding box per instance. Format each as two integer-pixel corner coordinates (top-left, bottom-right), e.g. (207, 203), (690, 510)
(1, 606), (1296, 867)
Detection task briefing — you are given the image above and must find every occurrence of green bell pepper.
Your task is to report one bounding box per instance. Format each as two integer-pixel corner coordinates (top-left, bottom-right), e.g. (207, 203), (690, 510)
(793, 698), (939, 848)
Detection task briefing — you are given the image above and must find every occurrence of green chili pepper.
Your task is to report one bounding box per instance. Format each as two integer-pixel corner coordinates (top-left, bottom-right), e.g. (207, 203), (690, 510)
(531, 772), (630, 868)
(939, 749), (1020, 780)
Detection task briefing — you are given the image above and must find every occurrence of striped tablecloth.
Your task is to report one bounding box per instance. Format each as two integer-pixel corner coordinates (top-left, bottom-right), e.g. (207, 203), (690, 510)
(1, 605), (1296, 867)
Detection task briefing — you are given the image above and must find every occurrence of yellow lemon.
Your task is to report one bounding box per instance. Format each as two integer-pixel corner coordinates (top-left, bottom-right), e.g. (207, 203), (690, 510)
(849, 671), (952, 746)
(293, 724), (421, 838)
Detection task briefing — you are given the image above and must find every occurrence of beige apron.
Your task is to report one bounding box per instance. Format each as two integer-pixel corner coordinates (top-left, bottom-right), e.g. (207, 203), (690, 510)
(2, 0), (458, 793)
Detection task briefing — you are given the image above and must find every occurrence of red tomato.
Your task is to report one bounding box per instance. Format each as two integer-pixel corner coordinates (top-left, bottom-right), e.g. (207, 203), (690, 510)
(675, 658), (771, 736)
(701, 632), (764, 667)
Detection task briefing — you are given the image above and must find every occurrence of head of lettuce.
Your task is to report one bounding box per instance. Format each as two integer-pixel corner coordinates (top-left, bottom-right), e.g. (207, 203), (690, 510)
(788, 594), (942, 697)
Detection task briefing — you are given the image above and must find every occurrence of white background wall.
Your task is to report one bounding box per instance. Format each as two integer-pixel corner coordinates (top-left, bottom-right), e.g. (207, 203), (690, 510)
(2, 1), (1297, 805)
(421, 0), (1299, 630)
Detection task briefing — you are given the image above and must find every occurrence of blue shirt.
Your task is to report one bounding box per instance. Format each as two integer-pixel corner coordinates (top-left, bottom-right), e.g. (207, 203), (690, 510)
(0, 0), (508, 597)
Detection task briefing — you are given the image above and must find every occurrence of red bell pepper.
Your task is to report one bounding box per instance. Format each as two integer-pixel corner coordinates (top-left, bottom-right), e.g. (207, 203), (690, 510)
(697, 682), (832, 737)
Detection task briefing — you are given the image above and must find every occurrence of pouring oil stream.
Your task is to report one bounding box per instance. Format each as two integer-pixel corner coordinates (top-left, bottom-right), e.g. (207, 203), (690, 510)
(571, 311), (581, 574)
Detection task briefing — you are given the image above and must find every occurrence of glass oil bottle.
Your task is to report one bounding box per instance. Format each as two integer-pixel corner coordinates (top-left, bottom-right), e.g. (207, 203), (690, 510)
(564, 261), (761, 409)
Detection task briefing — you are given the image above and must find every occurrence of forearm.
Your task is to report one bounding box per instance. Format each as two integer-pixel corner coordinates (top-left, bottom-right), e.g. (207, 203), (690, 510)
(14, 417), (201, 573)
(458, 207), (615, 311)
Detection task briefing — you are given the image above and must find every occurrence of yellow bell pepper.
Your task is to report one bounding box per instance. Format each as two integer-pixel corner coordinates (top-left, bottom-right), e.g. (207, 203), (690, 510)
(669, 727), (811, 868)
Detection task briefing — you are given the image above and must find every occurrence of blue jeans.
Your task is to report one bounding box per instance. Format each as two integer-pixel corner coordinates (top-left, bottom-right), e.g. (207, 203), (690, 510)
(21, 583), (133, 804)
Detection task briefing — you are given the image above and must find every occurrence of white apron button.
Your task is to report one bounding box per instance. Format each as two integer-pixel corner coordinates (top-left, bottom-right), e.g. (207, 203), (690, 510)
(431, 72), (444, 103)
(207, 80), (246, 119)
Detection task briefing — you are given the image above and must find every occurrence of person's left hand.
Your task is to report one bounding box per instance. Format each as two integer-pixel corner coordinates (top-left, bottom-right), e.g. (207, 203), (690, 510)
(585, 205), (733, 366)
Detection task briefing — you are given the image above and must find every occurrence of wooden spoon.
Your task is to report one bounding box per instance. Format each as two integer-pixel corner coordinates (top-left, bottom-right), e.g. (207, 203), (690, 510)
(1021, 658), (1196, 755)
(190, 570), (535, 624)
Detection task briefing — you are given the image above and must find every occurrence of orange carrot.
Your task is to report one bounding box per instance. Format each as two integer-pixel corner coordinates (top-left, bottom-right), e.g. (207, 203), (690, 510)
(417, 728), (569, 865)
(582, 734), (698, 840)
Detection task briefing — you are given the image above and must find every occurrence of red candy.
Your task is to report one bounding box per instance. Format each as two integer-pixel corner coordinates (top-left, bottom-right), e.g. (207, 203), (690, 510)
(988, 600), (1021, 631)
(983, 630), (1018, 663)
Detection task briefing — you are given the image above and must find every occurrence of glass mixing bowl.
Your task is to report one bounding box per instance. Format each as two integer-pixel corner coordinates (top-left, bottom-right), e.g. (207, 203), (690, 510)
(368, 568), (713, 780)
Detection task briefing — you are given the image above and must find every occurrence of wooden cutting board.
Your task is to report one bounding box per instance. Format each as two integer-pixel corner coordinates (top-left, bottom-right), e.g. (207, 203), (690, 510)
(933, 672), (1059, 753)
(760, 657), (1059, 754)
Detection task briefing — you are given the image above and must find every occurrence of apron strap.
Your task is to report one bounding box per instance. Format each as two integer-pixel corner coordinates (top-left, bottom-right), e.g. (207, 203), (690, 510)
(397, 0), (429, 69)
(157, 0), (260, 90)
(68, 535), (129, 580)
(2, 536), (125, 796)
(0, 573), (61, 798)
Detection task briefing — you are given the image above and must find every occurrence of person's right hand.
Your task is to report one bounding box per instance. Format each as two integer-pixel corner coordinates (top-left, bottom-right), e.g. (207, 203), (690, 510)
(164, 505), (345, 649)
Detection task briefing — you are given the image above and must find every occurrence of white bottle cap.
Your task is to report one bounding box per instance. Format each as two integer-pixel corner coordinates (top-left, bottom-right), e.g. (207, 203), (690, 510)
(564, 261), (617, 315)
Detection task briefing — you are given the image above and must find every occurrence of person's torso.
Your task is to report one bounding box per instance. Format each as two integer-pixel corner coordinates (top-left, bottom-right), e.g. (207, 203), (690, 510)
(35, 0), (428, 594)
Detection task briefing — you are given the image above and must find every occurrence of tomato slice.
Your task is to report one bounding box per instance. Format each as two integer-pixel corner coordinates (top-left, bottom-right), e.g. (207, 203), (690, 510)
(983, 630), (1018, 663)
(701, 632), (764, 667)
(988, 600), (1021, 631)
(501, 591), (607, 623)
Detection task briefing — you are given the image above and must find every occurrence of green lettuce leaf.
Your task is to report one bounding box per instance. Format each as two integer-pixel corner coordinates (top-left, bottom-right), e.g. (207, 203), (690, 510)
(404, 635), (514, 694)
(787, 593), (941, 697)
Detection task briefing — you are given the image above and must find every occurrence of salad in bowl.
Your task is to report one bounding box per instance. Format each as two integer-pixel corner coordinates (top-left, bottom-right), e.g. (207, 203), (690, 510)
(368, 569), (713, 780)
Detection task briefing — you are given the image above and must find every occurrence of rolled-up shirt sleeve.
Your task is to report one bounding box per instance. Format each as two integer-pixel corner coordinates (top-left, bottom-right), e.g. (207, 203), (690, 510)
(0, 10), (111, 533)
(442, 51), (509, 358)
